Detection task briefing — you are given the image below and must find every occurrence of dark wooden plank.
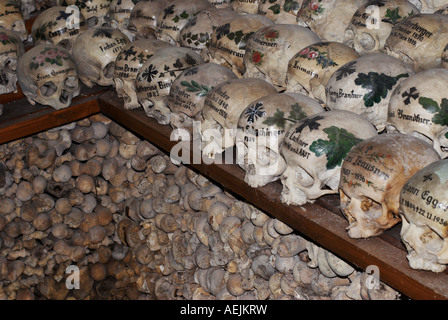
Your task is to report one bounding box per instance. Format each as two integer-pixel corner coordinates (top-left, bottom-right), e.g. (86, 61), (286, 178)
(98, 89), (448, 300)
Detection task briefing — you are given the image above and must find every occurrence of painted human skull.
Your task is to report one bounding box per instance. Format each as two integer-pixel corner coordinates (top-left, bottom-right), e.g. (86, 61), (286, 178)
(344, 0), (419, 55)
(384, 13), (448, 72)
(400, 158), (448, 272)
(179, 7), (238, 55)
(65, 0), (112, 28)
(31, 6), (88, 52)
(205, 14), (274, 77)
(109, 0), (140, 41)
(339, 133), (440, 238)
(243, 24), (321, 90)
(257, 0), (304, 24)
(127, 0), (167, 40)
(167, 62), (238, 135)
(286, 41), (360, 103)
(296, 0), (369, 42)
(386, 68), (448, 159)
(0, 0), (27, 41)
(280, 110), (378, 206)
(231, 0), (261, 14)
(72, 27), (130, 87)
(135, 46), (204, 125)
(325, 53), (415, 132)
(17, 44), (80, 109)
(200, 78), (278, 159)
(0, 27), (24, 94)
(155, 0), (214, 45)
(113, 38), (172, 109)
(236, 92), (325, 188)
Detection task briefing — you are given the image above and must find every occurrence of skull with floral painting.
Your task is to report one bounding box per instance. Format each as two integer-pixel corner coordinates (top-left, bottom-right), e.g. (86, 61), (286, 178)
(286, 41), (359, 103)
(127, 0), (167, 40)
(114, 38), (172, 110)
(386, 68), (448, 159)
(257, 0), (304, 24)
(17, 44), (80, 109)
(31, 6), (88, 52)
(280, 110), (378, 206)
(325, 53), (415, 132)
(0, 0), (27, 41)
(339, 133), (440, 238)
(236, 92), (325, 188)
(0, 27), (24, 95)
(243, 24), (321, 90)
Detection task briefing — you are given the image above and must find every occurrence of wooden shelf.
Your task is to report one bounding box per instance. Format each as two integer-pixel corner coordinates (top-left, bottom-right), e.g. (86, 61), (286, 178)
(97, 89), (448, 300)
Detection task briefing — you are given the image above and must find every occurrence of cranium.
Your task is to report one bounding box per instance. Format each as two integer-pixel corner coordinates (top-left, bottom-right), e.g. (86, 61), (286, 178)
(257, 0), (304, 24)
(386, 68), (448, 159)
(231, 0), (261, 14)
(339, 133), (440, 238)
(127, 0), (167, 40)
(280, 110), (377, 206)
(296, 0), (369, 42)
(205, 14), (274, 77)
(135, 46), (205, 125)
(65, 0), (111, 28)
(400, 158), (448, 272)
(31, 6), (88, 52)
(72, 26), (130, 87)
(0, 0), (27, 41)
(200, 78), (278, 159)
(167, 62), (238, 135)
(155, 0), (214, 45)
(243, 24), (321, 90)
(179, 7), (238, 55)
(236, 92), (325, 188)
(17, 44), (80, 109)
(325, 53), (415, 132)
(109, 0), (140, 41)
(0, 27), (24, 94)
(286, 41), (359, 103)
(113, 38), (172, 110)
(344, 0), (419, 55)
(384, 13), (448, 72)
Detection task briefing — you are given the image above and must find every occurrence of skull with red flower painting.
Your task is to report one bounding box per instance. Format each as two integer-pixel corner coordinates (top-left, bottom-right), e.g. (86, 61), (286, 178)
(0, 27), (24, 95)
(243, 24), (321, 90)
(339, 133), (440, 238)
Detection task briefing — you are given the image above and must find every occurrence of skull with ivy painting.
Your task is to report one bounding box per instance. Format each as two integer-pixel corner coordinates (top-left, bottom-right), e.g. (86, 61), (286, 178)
(236, 92), (324, 188)
(279, 110), (378, 206)
(325, 53), (414, 132)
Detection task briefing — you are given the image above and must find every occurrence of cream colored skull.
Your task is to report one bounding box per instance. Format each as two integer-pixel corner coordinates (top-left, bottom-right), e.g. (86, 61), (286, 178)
(0, 0), (27, 41)
(286, 41), (360, 103)
(408, 0), (448, 12)
(339, 133), (440, 238)
(236, 92), (324, 188)
(167, 62), (238, 135)
(205, 14), (274, 78)
(231, 0), (260, 14)
(127, 0), (167, 40)
(200, 78), (278, 159)
(135, 46), (204, 125)
(113, 39), (172, 110)
(17, 44), (80, 109)
(72, 27), (130, 87)
(280, 110), (377, 206)
(0, 27), (24, 94)
(325, 53), (414, 132)
(179, 7), (238, 55)
(296, 0), (369, 42)
(31, 6), (88, 52)
(400, 158), (448, 272)
(344, 0), (419, 55)
(258, 0), (304, 24)
(109, 0), (140, 41)
(243, 24), (321, 90)
(384, 13), (448, 72)
(66, 0), (111, 28)
(155, 0), (214, 45)
(386, 68), (448, 159)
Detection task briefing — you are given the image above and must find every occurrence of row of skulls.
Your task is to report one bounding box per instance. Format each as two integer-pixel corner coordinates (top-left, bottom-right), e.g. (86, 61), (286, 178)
(2, 0), (448, 275)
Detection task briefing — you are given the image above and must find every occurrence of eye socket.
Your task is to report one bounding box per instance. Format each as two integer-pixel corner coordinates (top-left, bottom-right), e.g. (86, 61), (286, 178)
(87, 16), (99, 28)
(5, 58), (17, 72)
(40, 81), (57, 97)
(64, 76), (78, 89)
(360, 33), (376, 51)
(58, 39), (72, 51)
(103, 62), (115, 79)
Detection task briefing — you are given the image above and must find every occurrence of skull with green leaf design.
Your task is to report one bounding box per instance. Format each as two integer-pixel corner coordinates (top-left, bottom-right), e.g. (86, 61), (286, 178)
(236, 92), (324, 188)
(279, 110), (377, 206)
(386, 68), (448, 158)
